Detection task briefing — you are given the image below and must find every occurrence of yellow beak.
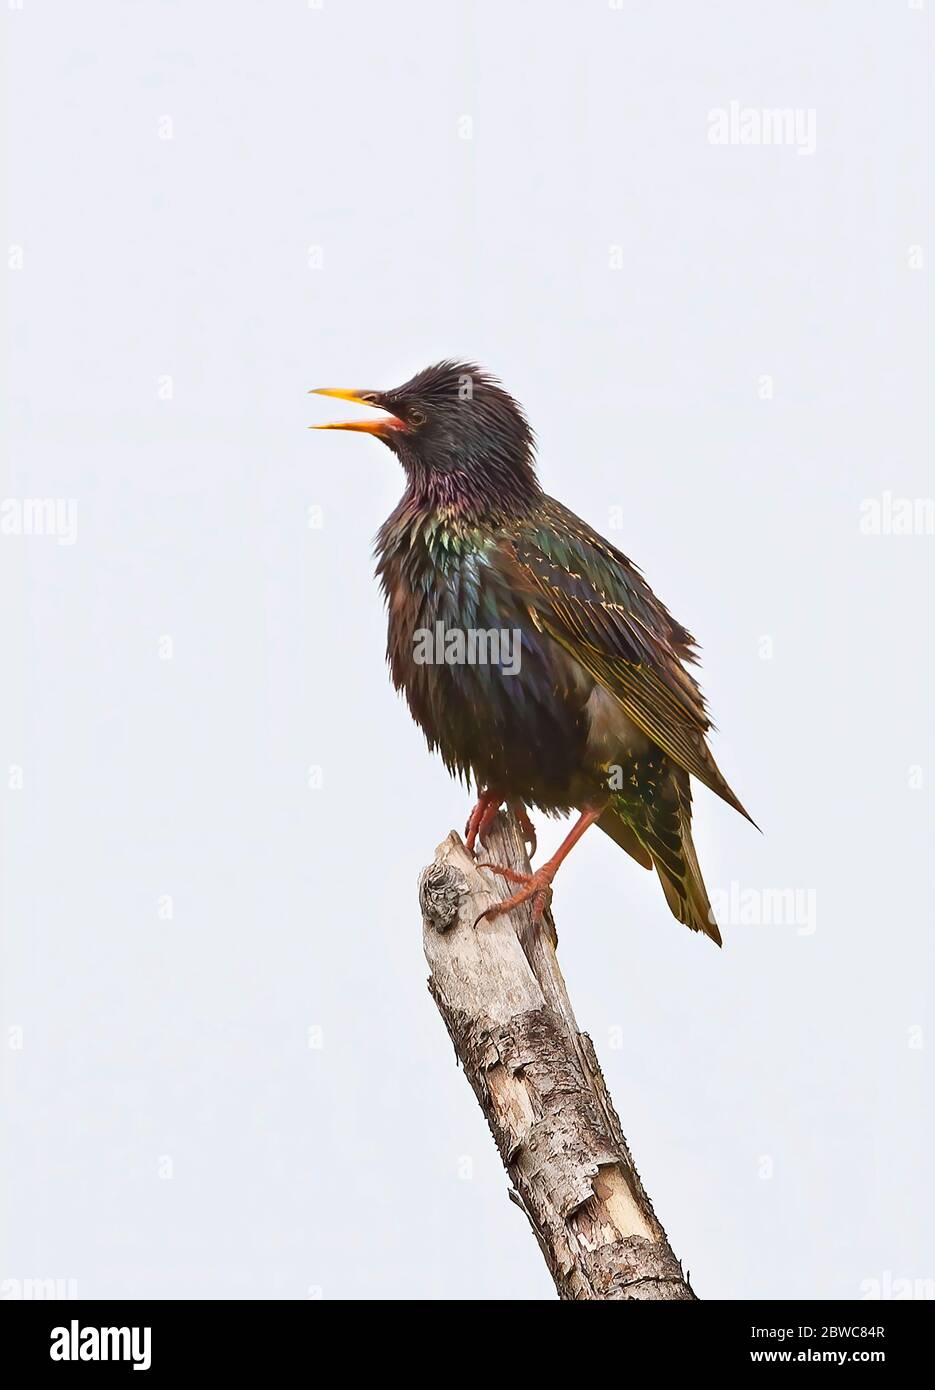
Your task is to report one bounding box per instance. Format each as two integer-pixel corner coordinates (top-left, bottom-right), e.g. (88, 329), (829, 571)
(309, 387), (404, 435)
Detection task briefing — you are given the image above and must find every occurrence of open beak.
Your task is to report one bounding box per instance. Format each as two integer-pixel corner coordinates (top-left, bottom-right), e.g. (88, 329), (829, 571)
(309, 387), (405, 436)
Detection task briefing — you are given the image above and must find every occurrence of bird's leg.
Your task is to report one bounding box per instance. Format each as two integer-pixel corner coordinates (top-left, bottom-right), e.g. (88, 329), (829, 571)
(510, 801), (537, 859)
(476, 801), (607, 925)
(477, 796), (504, 844)
(464, 788), (504, 856)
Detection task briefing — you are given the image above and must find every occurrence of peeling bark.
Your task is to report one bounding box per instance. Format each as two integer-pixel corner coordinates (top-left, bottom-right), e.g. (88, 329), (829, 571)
(419, 809), (696, 1301)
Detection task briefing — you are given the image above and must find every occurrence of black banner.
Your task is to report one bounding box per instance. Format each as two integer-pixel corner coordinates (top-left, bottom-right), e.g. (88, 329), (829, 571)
(1, 1298), (928, 1375)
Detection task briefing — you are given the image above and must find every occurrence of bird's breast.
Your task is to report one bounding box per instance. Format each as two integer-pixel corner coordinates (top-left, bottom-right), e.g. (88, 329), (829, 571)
(377, 532), (592, 803)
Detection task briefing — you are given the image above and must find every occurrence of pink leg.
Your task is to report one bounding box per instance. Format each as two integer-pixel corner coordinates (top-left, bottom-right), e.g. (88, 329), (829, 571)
(477, 802), (606, 925)
(464, 789), (504, 856)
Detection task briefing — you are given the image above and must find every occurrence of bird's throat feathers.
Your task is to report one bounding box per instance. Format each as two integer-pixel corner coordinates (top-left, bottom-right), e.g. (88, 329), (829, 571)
(376, 458), (540, 579)
(404, 453), (540, 524)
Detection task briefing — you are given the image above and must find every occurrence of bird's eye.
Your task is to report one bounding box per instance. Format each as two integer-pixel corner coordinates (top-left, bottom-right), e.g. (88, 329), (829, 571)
(409, 408), (427, 427)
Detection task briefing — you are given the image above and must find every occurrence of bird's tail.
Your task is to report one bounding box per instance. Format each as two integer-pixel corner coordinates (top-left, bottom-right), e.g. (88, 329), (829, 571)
(598, 767), (721, 946)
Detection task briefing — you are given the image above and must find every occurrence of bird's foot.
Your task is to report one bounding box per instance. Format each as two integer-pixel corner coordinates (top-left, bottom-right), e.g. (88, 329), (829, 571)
(474, 802), (607, 927)
(510, 801), (537, 859)
(464, 790), (504, 856)
(475, 862), (556, 925)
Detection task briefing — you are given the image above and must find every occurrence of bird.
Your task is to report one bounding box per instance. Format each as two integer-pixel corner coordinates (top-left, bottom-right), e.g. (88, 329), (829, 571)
(311, 360), (755, 945)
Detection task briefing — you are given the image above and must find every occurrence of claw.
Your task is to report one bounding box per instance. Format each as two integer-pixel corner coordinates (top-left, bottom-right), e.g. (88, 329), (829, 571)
(464, 790), (504, 856)
(476, 862), (529, 886)
(510, 802), (537, 859)
(472, 803), (607, 927)
(475, 863), (555, 925)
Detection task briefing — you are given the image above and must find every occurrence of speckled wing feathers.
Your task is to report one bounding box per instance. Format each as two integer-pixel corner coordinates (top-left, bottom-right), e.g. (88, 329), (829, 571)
(506, 497), (755, 825)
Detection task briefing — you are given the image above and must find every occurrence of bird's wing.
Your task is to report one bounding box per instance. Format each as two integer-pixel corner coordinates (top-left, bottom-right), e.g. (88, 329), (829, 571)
(503, 497), (755, 823)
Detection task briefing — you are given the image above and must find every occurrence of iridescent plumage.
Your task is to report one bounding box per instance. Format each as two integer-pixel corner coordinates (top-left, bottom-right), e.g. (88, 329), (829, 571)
(314, 361), (754, 944)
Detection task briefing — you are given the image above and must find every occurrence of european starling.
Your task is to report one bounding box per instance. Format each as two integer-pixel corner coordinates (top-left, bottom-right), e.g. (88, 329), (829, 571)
(313, 361), (755, 945)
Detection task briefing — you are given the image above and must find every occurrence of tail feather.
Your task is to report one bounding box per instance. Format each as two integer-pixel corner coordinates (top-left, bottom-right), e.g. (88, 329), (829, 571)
(597, 808), (653, 870)
(653, 821), (721, 947)
(602, 765), (722, 946)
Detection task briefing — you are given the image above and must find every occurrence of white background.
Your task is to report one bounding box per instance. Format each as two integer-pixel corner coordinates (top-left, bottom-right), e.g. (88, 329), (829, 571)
(3, 0), (932, 1299)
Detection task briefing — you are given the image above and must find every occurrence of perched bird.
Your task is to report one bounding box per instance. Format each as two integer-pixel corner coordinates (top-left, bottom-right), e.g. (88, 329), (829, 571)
(312, 361), (754, 944)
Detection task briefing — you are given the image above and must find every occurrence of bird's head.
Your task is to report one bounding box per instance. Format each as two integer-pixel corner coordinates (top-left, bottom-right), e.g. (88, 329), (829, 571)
(311, 360), (539, 510)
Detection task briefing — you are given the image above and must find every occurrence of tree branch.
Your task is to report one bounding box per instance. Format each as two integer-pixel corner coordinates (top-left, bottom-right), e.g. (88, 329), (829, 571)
(419, 807), (696, 1301)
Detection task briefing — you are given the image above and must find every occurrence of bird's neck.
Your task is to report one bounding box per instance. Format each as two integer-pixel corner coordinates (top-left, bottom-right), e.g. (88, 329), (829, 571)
(376, 462), (540, 586)
(376, 490), (508, 586)
(376, 492), (481, 575)
(402, 459), (540, 527)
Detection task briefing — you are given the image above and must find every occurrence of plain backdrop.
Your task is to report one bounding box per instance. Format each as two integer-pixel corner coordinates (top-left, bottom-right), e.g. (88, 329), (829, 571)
(2, 0), (933, 1300)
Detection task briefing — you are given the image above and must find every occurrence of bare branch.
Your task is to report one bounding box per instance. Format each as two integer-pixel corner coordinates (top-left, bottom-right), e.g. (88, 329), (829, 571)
(419, 808), (696, 1301)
